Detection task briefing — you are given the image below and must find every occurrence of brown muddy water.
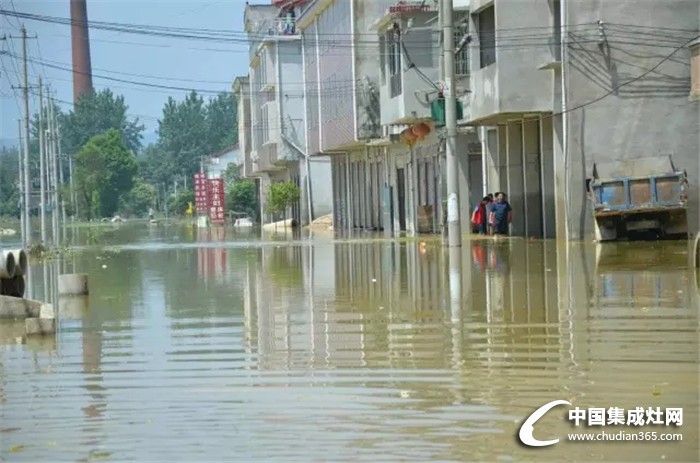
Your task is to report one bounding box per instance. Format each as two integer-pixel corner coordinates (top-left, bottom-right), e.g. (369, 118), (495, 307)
(1, 223), (698, 462)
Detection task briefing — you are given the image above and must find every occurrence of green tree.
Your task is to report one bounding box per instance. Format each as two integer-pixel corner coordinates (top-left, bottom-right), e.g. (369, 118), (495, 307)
(266, 181), (301, 222)
(157, 91), (208, 180)
(61, 89), (144, 155)
(0, 147), (20, 218)
(75, 129), (138, 219)
(206, 92), (238, 151)
(153, 91), (238, 188)
(119, 178), (157, 217)
(167, 189), (194, 216)
(228, 179), (258, 220)
(223, 163), (241, 189)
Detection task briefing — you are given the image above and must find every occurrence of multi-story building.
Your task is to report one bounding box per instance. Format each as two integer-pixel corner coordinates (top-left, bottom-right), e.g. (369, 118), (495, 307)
(296, 0), (388, 233)
(369, 1), (482, 236)
(466, 0), (699, 240)
(298, 0), (481, 236)
(242, 1), (332, 226)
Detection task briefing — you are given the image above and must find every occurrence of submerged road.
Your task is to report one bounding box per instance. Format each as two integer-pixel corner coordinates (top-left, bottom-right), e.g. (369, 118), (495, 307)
(1, 223), (698, 462)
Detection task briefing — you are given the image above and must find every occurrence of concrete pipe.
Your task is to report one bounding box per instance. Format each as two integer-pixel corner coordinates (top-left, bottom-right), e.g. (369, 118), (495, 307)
(3, 249), (27, 277)
(0, 276), (25, 298)
(0, 251), (16, 279)
(58, 273), (89, 296)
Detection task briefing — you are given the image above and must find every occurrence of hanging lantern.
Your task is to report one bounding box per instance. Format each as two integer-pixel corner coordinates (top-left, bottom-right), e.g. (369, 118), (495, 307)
(401, 128), (418, 146)
(411, 122), (431, 140)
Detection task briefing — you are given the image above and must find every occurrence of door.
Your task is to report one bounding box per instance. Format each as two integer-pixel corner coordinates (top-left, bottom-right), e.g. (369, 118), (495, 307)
(397, 168), (407, 231)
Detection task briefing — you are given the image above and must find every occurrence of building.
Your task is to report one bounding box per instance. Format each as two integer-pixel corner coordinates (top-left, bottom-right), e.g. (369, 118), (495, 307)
(465, 0), (699, 240)
(369, 1), (482, 236)
(205, 144), (240, 179)
(241, 1), (333, 226)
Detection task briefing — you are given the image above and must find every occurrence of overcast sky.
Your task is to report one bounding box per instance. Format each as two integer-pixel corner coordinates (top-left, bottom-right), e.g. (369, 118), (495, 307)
(1, 0), (250, 149)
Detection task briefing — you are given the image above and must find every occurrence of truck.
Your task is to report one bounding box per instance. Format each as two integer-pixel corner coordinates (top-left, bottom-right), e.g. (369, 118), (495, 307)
(587, 156), (689, 241)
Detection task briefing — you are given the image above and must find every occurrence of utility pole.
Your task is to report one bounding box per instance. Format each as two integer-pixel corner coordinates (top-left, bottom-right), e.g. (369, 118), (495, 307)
(38, 79), (47, 244)
(56, 112), (66, 234)
(442, 0), (462, 248)
(49, 93), (60, 244)
(17, 120), (26, 248)
(21, 27), (32, 245)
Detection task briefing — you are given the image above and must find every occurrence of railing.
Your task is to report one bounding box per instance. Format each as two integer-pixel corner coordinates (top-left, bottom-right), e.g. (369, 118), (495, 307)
(248, 18), (299, 62)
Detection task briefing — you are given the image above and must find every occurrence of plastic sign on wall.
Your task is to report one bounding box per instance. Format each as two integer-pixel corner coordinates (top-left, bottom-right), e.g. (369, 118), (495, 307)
(208, 178), (226, 224)
(193, 172), (209, 214)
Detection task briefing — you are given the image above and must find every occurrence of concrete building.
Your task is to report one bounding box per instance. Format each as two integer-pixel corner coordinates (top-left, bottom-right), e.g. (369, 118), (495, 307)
(205, 144), (240, 179)
(242, 1), (332, 225)
(296, 0), (479, 236)
(466, 0), (699, 240)
(369, 1), (482, 236)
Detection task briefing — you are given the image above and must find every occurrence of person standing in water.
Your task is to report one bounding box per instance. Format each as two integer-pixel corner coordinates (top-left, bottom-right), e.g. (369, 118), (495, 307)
(471, 194), (493, 235)
(488, 192), (512, 236)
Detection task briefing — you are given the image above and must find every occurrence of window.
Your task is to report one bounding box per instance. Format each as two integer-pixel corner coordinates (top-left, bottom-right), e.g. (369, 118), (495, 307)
(388, 28), (402, 97)
(454, 13), (469, 75)
(477, 5), (496, 68)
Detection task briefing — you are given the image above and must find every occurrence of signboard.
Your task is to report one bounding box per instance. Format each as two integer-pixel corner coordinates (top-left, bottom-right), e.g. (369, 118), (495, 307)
(208, 178), (226, 224)
(193, 172), (209, 214)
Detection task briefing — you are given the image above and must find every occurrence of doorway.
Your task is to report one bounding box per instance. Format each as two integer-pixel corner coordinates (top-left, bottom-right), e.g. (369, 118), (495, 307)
(396, 168), (407, 231)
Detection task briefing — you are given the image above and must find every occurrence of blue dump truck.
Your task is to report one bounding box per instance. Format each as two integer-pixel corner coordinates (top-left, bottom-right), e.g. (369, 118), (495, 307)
(587, 156), (689, 241)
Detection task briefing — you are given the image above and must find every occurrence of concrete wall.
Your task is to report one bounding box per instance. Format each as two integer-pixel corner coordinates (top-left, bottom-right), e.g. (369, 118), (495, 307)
(302, 23), (321, 154)
(468, 0), (555, 122)
(309, 157), (333, 218)
(378, 14), (439, 125)
(564, 0), (700, 238)
(353, 0), (391, 139)
(279, 41), (306, 161)
(316, 0), (355, 151)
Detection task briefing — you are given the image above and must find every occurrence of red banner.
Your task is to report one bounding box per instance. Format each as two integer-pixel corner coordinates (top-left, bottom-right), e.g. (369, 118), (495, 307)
(193, 172), (209, 214)
(208, 178), (226, 224)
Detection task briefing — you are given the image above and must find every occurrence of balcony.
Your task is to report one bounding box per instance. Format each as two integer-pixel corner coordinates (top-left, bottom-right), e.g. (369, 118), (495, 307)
(248, 17), (300, 63)
(257, 144), (285, 173)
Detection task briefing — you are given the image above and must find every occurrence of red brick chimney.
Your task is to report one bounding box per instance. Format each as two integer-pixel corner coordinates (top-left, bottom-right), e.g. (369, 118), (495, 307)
(70, 0), (94, 103)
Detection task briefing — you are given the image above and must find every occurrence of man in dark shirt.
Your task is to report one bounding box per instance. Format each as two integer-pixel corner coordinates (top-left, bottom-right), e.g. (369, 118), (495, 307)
(488, 192), (512, 236)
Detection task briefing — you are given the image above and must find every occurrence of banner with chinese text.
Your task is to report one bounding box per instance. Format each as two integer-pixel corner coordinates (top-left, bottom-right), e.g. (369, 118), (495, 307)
(208, 178), (226, 224)
(193, 172), (208, 214)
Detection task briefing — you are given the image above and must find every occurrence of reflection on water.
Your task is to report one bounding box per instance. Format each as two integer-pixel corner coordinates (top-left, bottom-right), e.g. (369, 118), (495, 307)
(1, 226), (698, 462)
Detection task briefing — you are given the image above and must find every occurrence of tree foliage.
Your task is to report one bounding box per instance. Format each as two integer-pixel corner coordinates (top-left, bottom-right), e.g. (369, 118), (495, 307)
(119, 178), (157, 217)
(228, 179), (258, 220)
(148, 91), (238, 187)
(167, 189), (194, 216)
(266, 181), (301, 220)
(75, 129), (138, 219)
(61, 89), (145, 155)
(0, 147), (20, 218)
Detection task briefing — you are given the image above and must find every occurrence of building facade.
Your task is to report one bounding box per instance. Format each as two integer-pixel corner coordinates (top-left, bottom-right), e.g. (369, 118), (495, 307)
(466, 0), (699, 240)
(241, 2), (333, 226)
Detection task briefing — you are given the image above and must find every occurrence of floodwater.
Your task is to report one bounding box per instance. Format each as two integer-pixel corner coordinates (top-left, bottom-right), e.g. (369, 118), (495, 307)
(1, 223), (698, 462)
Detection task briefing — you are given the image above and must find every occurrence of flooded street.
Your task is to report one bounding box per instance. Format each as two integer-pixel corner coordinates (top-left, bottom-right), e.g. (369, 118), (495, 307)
(1, 224), (698, 462)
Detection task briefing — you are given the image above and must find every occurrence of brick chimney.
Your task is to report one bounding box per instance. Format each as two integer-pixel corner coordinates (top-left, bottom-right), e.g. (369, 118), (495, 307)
(70, 0), (94, 103)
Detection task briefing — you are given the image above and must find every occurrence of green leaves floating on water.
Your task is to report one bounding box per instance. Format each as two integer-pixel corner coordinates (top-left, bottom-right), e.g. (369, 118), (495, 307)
(88, 450), (112, 461)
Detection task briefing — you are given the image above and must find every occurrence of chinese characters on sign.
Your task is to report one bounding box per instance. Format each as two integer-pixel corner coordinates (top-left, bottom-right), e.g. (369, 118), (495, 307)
(193, 172), (209, 214)
(207, 178), (226, 224)
(568, 407), (683, 427)
(192, 173), (226, 224)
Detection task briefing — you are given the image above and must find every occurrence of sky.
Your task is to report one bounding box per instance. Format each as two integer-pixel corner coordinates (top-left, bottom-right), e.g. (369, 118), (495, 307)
(0, 0), (252, 149)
